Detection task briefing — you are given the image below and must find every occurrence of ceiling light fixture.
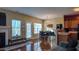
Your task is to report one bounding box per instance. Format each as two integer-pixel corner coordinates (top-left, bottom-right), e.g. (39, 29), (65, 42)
(73, 8), (79, 12)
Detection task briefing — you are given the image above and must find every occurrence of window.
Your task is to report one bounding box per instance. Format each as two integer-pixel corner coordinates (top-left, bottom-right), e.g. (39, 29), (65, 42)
(12, 19), (21, 38)
(26, 23), (32, 38)
(34, 23), (42, 34)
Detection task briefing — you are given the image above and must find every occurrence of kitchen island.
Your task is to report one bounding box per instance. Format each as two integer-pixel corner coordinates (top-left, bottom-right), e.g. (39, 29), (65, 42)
(57, 31), (78, 45)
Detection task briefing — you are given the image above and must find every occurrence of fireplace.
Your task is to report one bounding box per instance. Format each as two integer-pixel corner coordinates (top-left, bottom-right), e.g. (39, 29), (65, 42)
(0, 27), (8, 48)
(0, 12), (8, 48)
(0, 32), (5, 48)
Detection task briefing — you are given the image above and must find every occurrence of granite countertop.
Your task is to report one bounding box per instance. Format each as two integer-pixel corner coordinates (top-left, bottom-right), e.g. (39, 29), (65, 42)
(58, 32), (69, 35)
(58, 31), (78, 35)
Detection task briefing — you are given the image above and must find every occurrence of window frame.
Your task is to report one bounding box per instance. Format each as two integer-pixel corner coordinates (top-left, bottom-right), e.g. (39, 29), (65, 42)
(34, 23), (42, 34)
(12, 19), (21, 39)
(26, 22), (32, 39)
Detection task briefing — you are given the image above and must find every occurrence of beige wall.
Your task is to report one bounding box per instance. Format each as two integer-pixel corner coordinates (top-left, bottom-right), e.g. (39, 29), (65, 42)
(0, 8), (64, 40)
(0, 8), (43, 39)
(44, 17), (64, 30)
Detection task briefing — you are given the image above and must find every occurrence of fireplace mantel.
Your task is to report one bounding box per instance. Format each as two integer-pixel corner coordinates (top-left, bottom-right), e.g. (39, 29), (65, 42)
(0, 26), (10, 29)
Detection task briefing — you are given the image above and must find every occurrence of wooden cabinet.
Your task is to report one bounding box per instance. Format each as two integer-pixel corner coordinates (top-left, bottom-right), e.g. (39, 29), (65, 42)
(57, 31), (78, 45)
(57, 32), (69, 45)
(64, 14), (79, 30)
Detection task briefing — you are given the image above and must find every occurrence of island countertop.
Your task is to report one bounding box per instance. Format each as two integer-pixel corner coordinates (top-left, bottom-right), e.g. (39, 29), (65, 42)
(58, 31), (78, 35)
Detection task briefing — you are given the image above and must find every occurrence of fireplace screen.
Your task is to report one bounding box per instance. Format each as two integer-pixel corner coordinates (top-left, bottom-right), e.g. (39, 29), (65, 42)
(0, 32), (5, 48)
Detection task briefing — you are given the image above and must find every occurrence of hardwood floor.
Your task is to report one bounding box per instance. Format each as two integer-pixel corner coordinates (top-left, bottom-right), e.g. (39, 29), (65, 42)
(26, 41), (41, 51)
(1, 39), (79, 51)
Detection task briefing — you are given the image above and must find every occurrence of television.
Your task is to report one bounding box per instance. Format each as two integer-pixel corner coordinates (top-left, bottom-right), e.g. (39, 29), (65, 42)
(0, 12), (6, 26)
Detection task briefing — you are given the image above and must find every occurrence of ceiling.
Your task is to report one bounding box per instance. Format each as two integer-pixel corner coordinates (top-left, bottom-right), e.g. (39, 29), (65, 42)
(2, 7), (78, 20)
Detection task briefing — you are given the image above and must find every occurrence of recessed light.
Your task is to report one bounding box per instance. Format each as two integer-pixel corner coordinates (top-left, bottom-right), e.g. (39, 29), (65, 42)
(73, 8), (79, 12)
